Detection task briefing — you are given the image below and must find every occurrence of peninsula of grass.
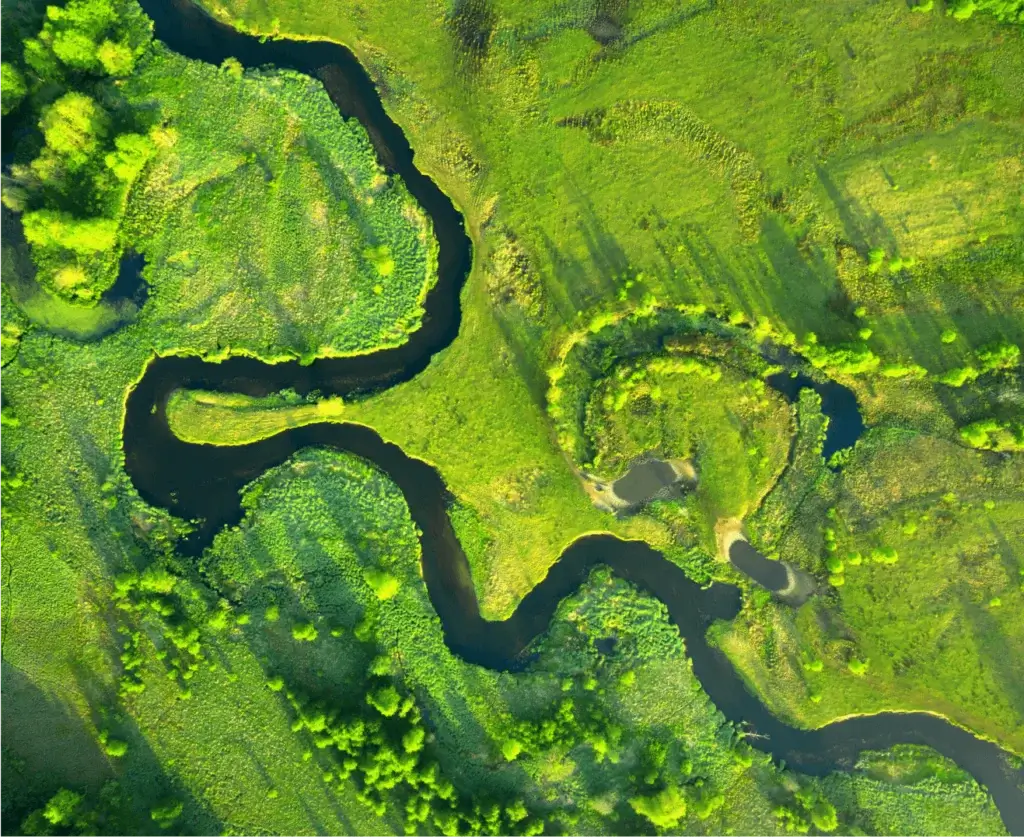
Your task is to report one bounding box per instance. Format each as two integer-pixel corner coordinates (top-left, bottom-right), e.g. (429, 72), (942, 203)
(166, 389), (345, 445)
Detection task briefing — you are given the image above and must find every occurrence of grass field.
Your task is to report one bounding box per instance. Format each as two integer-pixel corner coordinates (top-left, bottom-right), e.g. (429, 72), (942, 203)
(134, 0), (1024, 748)
(167, 388), (345, 444)
(3, 0), (1023, 832)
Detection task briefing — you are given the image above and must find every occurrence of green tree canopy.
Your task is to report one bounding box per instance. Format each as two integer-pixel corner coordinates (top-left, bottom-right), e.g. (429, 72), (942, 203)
(39, 92), (109, 166)
(1, 63), (27, 114)
(629, 784), (688, 829)
(22, 210), (118, 253)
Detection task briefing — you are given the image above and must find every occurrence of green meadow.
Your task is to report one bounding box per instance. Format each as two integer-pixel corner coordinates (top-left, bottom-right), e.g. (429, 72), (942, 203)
(2, 0), (1023, 833)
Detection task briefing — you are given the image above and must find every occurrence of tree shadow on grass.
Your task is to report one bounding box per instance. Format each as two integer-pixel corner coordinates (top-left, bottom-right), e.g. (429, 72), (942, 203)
(815, 165), (896, 257)
(68, 662), (223, 835)
(956, 589), (1024, 742)
(1, 662), (114, 831)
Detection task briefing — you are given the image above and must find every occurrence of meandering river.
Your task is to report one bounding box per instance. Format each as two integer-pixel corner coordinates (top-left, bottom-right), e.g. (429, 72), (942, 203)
(125, 0), (1024, 830)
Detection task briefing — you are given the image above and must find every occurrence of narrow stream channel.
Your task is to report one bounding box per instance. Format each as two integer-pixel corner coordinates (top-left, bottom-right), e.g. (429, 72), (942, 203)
(124, 0), (1024, 830)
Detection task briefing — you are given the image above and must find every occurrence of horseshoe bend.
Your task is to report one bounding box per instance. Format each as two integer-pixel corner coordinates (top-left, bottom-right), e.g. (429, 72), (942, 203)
(3, 0), (1024, 834)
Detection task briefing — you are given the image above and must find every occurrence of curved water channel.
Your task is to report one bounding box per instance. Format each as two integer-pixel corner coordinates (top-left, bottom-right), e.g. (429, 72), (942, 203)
(126, 0), (1024, 830)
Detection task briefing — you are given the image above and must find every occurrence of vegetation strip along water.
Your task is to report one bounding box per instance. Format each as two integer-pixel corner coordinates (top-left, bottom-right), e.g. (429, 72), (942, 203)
(122, 0), (1024, 831)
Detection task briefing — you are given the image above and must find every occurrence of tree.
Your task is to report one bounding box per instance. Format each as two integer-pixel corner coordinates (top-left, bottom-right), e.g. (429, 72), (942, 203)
(22, 210), (117, 253)
(43, 789), (84, 826)
(39, 92), (109, 166)
(97, 39), (134, 76)
(629, 785), (688, 829)
(501, 738), (523, 761)
(977, 341), (1020, 373)
(1, 63), (27, 115)
(292, 621), (318, 642)
(810, 798), (838, 832)
(367, 684), (401, 717)
(105, 132), (155, 181)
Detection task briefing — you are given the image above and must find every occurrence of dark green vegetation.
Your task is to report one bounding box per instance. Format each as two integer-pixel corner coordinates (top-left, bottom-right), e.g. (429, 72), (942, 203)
(3, 0), (1024, 834)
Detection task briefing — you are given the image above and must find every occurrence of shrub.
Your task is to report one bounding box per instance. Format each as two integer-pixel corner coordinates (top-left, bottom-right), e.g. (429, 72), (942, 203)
(22, 210), (118, 254)
(292, 621), (318, 642)
(363, 568), (401, 600)
(150, 800), (184, 828)
(936, 366), (979, 387)
(43, 789), (83, 826)
(848, 657), (870, 676)
(629, 785), (688, 829)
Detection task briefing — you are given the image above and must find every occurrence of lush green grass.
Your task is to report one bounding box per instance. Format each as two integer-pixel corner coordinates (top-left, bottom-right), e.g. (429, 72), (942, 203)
(143, 0), (1024, 628)
(184, 0), (1024, 605)
(166, 388), (345, 444)
(0, 4), (440, 828)
(3, 0), (1023, 832)
(121, 51), (438, 361)
(716, 428), (1024, 752)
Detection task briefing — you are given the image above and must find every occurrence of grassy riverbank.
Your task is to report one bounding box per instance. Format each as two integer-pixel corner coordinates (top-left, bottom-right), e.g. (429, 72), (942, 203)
(3, 0), (1023, 831)
(166, 389), (345, 444)
(156, 0), (1024, 753)
(716, 428), (1024, 753)
(0, 0), (440, 827)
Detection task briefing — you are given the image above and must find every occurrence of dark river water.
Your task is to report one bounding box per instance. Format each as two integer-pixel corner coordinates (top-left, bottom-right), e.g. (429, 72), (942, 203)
(124, 0), (1024, 830)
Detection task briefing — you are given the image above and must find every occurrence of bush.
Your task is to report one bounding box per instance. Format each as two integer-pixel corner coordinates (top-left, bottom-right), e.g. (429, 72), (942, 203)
(629, 785), (688, 829)
(150, 800), (184, 828)
(947, 0), (1024, 23)
(870, 546), (899, 565)
(104, 738), (128, 757)
(367, 684), (402, 717)
(43, 789), (83, 826)
(291, 621), (318, 642)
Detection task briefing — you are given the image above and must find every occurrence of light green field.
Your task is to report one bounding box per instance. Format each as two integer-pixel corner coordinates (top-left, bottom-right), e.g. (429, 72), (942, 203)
(166, 389), (345, 444)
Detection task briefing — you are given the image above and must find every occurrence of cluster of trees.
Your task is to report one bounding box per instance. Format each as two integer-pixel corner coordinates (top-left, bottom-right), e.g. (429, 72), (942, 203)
(19, 784), (183, 835)
(960, 417), (1024, 451)
(800, 337), (880, 376)
(1, 0), (158, 303)
(501, 686), (623, 766)
(110, 562), (216, 700)
(278, 660), (547, 836)
(942, 0), (1024, 23)
(773, 785), (839, 833)
(936, 340), (1020, 387)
